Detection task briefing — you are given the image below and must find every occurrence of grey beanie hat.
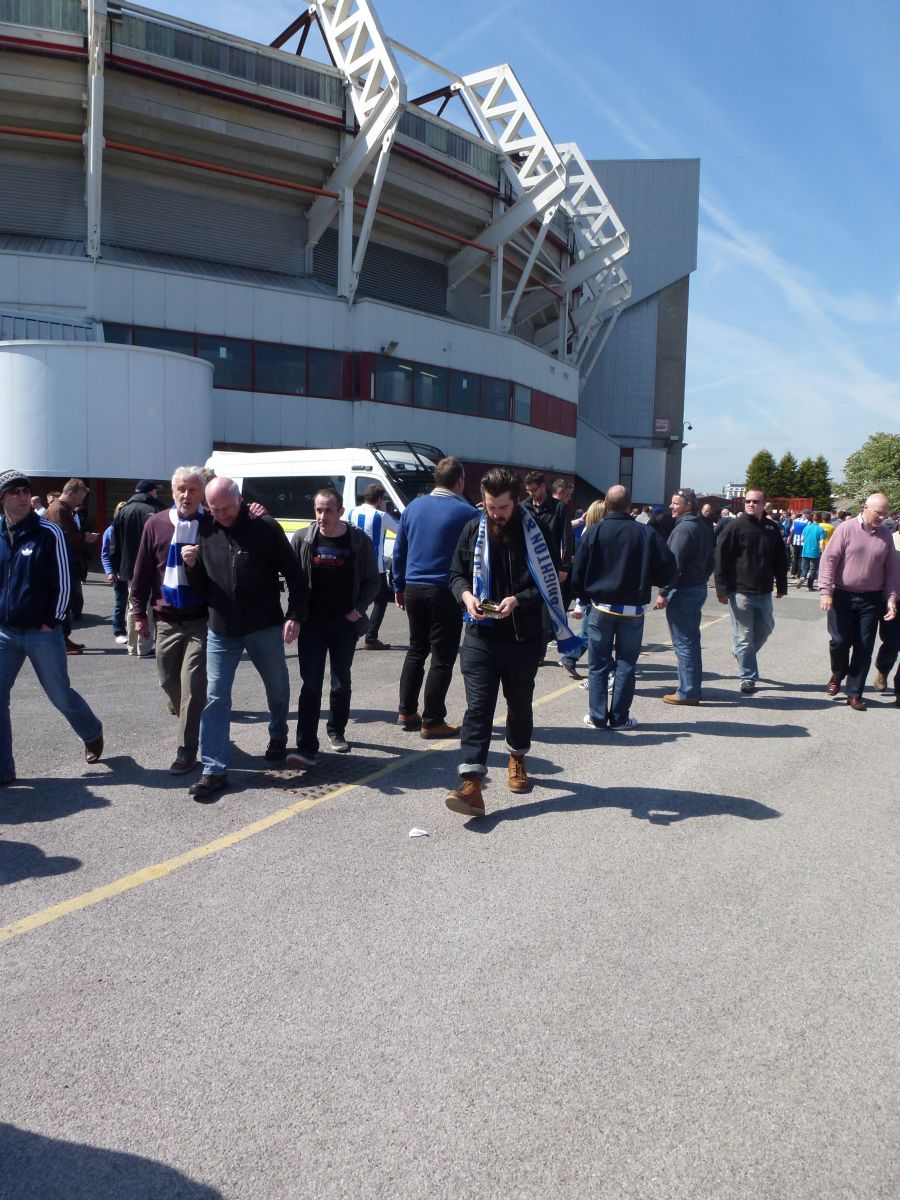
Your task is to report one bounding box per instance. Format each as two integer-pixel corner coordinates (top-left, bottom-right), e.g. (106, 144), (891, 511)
(0, 469), (31, 498)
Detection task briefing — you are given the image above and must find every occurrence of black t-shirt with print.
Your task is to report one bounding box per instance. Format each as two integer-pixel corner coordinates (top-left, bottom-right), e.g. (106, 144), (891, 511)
(309, 529), (354, 615)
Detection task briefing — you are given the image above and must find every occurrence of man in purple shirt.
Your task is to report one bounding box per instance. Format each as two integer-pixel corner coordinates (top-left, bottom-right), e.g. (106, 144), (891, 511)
(818, 493), (899, 710)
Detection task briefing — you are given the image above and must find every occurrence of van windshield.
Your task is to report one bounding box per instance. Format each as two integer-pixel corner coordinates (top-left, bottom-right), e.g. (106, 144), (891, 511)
(367, 442), (444, 506)
(242, 476), (346, 519)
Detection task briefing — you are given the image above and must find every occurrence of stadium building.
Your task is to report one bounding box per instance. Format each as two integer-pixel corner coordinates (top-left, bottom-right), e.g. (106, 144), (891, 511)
(0, 0), (698, 522)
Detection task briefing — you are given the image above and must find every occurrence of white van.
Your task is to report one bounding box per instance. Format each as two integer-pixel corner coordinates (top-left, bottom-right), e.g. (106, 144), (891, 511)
(205, 442), (446, 545)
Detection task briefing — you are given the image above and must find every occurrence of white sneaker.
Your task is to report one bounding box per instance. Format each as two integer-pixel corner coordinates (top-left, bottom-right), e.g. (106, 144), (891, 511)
(328, 733), (350, 753)
(609, 717), (637, 731)
(114, 634), (127, 644)
(583, 713), (605, 729)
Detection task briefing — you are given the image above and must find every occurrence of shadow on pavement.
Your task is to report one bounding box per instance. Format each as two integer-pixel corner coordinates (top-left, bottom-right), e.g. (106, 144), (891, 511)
(0, 842), (81, 886)
(0, 780), (110, 825)
(0, 1122), (222, 1198)
(465, 783), (781, 831)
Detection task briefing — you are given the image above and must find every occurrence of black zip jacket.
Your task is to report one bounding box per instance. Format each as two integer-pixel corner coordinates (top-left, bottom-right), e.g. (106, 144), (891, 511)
(0, 510), (70, 630)
(109, 492), (166, 581)
(185, 505), (308, 636)
(714, 513), (789, 598)
(661, 513), (715, 595)
(450, 510), (557, 642)
(572, 511), (677, 607)
(524, 496), (573, 571)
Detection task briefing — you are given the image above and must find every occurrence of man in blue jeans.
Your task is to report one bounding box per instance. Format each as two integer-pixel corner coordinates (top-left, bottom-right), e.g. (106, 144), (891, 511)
(714, 488), (789, 695)
(182, 477), (307, 801)
(0, 469), (103, 784)
(289, 488), (379, 766)
(571, 485), (676, 730)
(653, 488), (715, 705)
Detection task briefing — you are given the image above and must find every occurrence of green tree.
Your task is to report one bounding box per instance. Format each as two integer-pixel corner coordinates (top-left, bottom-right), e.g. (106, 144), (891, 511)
(809, 456), (832, 510)
(795, 457), (817, 501)
(774, 451), (799, 498)
(745, 449), (778, 495)
(843, 433), (900, 509)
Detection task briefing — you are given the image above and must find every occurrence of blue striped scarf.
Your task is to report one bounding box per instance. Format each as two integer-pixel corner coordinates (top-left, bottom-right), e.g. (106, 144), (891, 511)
(162, 506), (204, 609)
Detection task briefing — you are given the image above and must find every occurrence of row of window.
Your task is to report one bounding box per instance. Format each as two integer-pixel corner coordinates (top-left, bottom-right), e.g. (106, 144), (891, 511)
(103, 324), (577, 436)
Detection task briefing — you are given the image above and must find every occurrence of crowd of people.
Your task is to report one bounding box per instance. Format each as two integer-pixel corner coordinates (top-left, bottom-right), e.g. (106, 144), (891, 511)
(1, 461), (897, 816)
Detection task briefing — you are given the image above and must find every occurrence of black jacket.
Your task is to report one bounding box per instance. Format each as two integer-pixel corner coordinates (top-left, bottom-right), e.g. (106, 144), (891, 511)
(186, 505), (308, 636)
(109, 491), (166, 581)
(715, 513), (789, 598)
(572, 511), (676, 607)
(0, 511), (70, 630)
(450, 509), (556, 643)
(662, 513), (715, 594)
(524, 496), (573, 571)
(291, 522), (380, 632)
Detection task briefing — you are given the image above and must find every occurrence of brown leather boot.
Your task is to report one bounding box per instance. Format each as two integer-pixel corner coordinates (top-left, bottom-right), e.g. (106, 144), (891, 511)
(507, 753), (528, 793)
(445, 774), (485, 816)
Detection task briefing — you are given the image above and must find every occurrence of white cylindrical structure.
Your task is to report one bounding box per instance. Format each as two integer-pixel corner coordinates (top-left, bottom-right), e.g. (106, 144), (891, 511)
(0, 342), (214, 478)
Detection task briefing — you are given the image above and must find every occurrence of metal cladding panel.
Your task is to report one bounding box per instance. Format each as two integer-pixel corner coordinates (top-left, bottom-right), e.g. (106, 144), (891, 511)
(580, 294), (658, 440)
(0, 159), (86, 241)
(0, 311), (94, 341)
(102, 174), (310, 275)
(314, 230), (448, 317)
(588, 158), (699, 307)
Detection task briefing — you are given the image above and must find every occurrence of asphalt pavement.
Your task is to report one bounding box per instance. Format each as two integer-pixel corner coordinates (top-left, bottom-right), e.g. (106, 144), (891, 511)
(1, 577), (897, 1199)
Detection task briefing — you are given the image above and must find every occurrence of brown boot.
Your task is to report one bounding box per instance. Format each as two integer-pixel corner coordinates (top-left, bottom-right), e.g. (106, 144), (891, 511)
(445, 774), (485, 816)
(507, 753), (528, 793)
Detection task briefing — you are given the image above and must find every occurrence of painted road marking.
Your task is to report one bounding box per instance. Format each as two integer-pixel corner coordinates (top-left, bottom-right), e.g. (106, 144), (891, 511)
(0, 613), (729, 945)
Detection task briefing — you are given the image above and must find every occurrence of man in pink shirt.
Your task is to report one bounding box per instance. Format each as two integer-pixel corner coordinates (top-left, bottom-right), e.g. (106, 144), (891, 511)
(818, 493), (899, 710)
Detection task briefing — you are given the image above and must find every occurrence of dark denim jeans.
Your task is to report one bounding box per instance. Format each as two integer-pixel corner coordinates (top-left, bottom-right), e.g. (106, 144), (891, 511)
(297, 613), (359, 754)
(875, 612), (900, 695)
(827, 589), (882, 697)
(111, 579), (129, 637)
(664, 585), (707, 701)
(457, 628), (543, 775)
(586, 610), (644, 727)
(398, 584), (464, 726)
(799, 556), (820, 588)
(0, 625), (102, 779)
(365, 574), (392, 643)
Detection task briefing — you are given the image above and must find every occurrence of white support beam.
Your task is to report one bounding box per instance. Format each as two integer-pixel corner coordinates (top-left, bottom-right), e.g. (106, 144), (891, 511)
(346, 126), (394, 301)
(500, 204), (556, 332)
(83, 0), (107, 262)
(305, 0), (406, 256)
(578, 308), (620, 388)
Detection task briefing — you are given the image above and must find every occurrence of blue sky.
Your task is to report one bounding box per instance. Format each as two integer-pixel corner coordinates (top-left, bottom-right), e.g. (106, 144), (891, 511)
(179, 0), (899, 492)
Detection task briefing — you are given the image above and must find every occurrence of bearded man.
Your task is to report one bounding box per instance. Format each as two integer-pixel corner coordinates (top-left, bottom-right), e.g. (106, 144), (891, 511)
(445, 467), (580, 817)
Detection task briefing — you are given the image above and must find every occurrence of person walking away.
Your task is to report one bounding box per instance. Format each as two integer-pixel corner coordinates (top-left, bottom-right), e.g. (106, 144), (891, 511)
(347, 484), (399, 651)
(653, 488), (715, 705)
(45, 478), (100, 654)
(288, 488), (379, 764)
(392, 456), (478, 737)
(0, 469), (103, 783)
(101, 502), (129, 645)
(714, 489), (789, 694)
(572, 485), (676, 730)
(796, 513), (826, 590)
(109, 479), (165, 657)
(817, 494), (899, 710)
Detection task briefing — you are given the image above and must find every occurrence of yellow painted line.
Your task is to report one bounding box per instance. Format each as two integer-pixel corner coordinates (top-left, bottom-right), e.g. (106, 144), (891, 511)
(0, 610), (731, 945)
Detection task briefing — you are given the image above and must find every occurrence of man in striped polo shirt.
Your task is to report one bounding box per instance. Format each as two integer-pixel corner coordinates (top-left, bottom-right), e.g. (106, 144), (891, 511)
(571, 485), (676, 731)
(347, 484), (399, 652)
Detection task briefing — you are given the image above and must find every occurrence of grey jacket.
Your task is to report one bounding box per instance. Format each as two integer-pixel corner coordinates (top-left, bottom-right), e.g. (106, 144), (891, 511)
(662, 513), (715, 594)
(291, 521), (380, 632)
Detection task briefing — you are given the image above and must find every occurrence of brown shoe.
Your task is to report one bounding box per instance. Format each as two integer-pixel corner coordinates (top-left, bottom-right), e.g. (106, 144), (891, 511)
(169, 753), (198, 774)
(364, 639), (391, 650)
(507, 753), (528, 793)
(397, 711), (422, 731)
(825, 676), (841, 698)
(662, 693), (700, 706)
(873, 670), (887, 693)
(847, 695), (867, 712)
(445, 774), (485, 816)
(421, 721), (460, 739)
(84, 732), (104, 763)
(66, 639), (84, 656)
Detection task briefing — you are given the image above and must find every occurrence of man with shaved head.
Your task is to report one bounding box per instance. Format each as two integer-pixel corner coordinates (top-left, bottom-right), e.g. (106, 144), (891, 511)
(572, 484), (676, 730)
(181, 477), (307, 800)
(818, 493), (899, 710)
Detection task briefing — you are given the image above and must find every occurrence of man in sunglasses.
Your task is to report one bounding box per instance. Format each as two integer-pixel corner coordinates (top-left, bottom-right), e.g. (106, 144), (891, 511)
(714, 488), (789, 694)
(0, 469), (103, 785)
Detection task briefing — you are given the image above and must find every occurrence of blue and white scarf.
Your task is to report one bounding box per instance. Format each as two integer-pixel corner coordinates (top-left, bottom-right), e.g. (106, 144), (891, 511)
(162, 505), (204, 609)
(466, 504), (585, 657)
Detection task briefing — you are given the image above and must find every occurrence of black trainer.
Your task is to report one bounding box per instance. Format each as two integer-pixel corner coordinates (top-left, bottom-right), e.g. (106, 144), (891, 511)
(264, 738), (288, 762)
(189, 773), (228, 802)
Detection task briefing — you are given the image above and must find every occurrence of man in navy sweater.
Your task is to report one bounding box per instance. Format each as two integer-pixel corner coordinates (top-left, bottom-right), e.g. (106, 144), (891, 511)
(0, 469), (103, 784)
(572, 484), (676, 730)
(392, 457), (478, 737)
